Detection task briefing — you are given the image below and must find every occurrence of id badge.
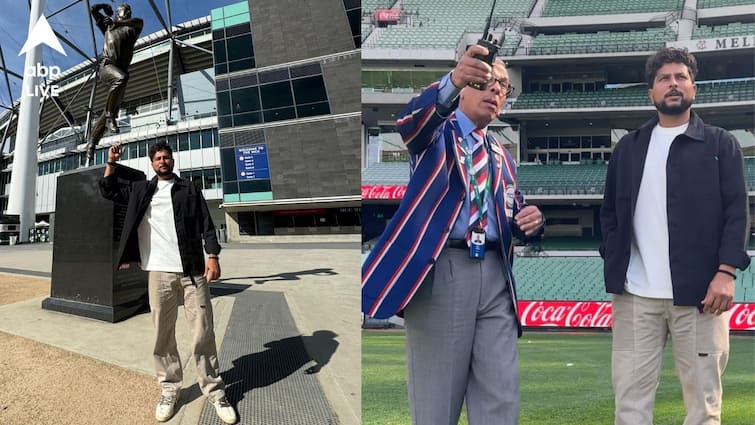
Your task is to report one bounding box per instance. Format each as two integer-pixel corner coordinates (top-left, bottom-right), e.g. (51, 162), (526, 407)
(505, 186), (515, 220)
(469, 227), (486, 260)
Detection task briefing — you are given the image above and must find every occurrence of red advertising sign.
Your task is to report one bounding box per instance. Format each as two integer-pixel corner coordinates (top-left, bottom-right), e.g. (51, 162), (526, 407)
(375, 9), (400, 23)
(518, 301), (755, 331)
(362, 185), (407, 200)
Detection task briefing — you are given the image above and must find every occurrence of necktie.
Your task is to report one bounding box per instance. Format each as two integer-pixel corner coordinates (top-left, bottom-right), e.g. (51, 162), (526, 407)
(467, 129), (489, 244)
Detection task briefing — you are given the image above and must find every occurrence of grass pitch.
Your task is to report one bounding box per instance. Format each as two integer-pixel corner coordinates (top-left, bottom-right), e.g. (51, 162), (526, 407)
(362, 331), (755, 425)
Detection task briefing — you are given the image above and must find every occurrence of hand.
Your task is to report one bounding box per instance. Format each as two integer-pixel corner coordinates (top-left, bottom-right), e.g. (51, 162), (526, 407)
(108, 144), (123, 162)
(514, 206), (544, 236)
(450, 44), (493, 89)
(102, 16), (113, 26)
(701, 273), (734, 315)
(204, 258), (221, 282)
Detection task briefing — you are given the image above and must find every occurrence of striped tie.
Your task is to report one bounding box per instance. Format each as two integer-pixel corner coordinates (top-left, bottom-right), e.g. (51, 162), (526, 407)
(467, 129), (488, 244)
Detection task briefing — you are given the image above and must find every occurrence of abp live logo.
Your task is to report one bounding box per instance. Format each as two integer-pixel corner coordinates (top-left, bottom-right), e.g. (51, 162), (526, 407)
(18, 14), (66, 97)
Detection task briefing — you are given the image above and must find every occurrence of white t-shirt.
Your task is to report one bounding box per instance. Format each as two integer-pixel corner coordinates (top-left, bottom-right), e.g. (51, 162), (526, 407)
(625, 123), (688, 299)
(137, 179), (184, 272)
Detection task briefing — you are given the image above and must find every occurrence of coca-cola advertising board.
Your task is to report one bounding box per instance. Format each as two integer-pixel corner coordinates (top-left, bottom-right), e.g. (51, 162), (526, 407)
(362, 185), (407, 200)
(374, 9), (400, 23)
(518, 301), (755, 330)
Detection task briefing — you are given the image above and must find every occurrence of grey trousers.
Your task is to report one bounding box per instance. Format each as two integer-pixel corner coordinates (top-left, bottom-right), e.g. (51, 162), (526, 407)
(404, 247), (520, 425)
(148, 272), (226, 401)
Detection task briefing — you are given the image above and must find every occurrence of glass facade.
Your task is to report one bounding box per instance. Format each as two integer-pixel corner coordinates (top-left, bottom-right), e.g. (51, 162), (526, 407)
(212, 2), (254, 75)
(342, 0), (360, 48)
(237, 207), (362, 236)
(216, 63), (331, 128)
(37, 128), (220, 176)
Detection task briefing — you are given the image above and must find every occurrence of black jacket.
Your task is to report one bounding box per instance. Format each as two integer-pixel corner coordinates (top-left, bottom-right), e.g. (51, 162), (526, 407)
(99, 172), (220, 276)
(600, 112), (751, 306)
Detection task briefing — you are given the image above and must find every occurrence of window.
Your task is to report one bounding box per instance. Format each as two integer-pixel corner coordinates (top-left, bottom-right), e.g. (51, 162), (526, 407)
(342, 0), (360, 47)
(226, 34), (253, 62)
(231, 86), (261, 113)
(223, 181), (238, 195)
(201, 130), (214, 148)
(204, 168), (221, 189)
(167, 135), (177, 152)
(190, 132), (201, 150)
(292, 76), (328, 104)
(296, 102), (330, 118)
(260, 82), (294, 109)
(216, 91), (231, 116)
(239, 179), (272, 193)
(178, 133), (189, 152)
(263, 107), (296, 122)
(220, 147), (237, 181)
(213, 40), (226, 64)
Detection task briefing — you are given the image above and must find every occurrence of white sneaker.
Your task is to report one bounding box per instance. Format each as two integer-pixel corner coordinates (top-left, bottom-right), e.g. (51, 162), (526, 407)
(155, 394), (178, 422)
(211, 396), (237, 424)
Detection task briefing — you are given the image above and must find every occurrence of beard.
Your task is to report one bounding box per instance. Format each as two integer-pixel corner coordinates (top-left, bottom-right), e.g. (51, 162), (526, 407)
(155, 165), (173, 177)
(654, 95), (693, 115)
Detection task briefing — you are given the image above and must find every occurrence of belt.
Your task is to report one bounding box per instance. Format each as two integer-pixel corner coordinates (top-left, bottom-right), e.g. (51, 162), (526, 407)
(445, 239), (501, 251)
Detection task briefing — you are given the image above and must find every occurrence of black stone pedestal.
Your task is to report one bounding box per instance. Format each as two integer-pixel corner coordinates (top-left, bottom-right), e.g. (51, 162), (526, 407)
(42, 164), (149, 322)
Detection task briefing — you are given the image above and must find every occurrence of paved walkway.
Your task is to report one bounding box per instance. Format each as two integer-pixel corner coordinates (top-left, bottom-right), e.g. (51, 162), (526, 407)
(0, 236), (360, 425)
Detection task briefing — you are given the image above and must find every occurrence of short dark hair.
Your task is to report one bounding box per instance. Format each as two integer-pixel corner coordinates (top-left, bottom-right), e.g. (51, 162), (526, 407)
(148, 140), (173, 161)
(645, 47), (697, 88)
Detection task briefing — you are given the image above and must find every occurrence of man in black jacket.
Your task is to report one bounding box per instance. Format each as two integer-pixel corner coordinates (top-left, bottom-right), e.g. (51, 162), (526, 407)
(100, 141), (237, 424)
(600, 47), (750, 425)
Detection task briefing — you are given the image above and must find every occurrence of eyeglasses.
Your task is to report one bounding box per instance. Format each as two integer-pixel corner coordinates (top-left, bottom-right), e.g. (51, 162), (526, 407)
(487, 78), (515, 96)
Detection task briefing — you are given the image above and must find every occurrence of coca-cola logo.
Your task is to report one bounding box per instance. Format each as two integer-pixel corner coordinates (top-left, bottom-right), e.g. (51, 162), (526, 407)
(362, 185), (407, 200)
(518, 301), (755, 330)
(519, 301), (612, 328)
(729, 303), (755, 328)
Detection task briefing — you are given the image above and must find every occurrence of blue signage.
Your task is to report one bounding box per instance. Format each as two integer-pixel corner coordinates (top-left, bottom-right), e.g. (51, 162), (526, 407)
(235, 144), (270, 180)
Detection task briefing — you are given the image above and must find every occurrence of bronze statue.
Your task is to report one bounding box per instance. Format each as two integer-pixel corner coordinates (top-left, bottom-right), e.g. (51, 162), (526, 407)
(86, 3), (143, 163)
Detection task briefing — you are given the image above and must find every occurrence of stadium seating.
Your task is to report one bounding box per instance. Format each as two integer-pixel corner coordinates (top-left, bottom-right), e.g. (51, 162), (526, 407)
(517, 163), (608, 195)
(697, 0), (754, 8)
(745, 157), (755, 191)
(517, 158), (753, 195)
(694, 22), (755, 39)
(512, 80), (755, 109)
(514, 257), (755, 302)
(512, 86), (651, 109)
(529, 28), (676, 55)
(368, 0), (533, 50)
(542, 0), (683, 17)
(514, 257), (608, 301)
(695, 80), (755, 104)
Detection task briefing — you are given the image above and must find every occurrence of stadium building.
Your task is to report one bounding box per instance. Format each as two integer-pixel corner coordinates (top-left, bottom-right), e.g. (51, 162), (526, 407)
(0, 0), (360, 243)
(360, 0), (755, 327)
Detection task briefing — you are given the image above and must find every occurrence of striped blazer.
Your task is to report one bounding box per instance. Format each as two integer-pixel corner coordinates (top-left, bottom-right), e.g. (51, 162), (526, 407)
(362, 81), (536, 326)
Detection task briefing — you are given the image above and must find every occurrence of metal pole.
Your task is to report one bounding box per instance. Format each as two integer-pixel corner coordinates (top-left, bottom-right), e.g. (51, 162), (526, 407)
(8, 0), (46, 242)
(83, 0), (99, 166)
(166, 40), (174, 123)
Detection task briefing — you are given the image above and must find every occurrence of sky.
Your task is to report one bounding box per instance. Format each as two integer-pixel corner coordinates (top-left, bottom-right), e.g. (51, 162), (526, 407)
(0, 0), (239, 106)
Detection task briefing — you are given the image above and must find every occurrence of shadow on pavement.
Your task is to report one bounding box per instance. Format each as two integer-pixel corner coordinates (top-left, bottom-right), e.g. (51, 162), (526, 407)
(216, 268), (339, 285)
(221, 330), (339, 406)
(209, 282), (251, 298)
